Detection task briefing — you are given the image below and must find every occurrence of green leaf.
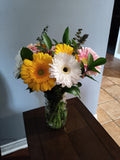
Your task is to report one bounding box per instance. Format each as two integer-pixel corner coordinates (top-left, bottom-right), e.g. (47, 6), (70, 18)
(68, 40), (71, 45)
(62, 27), (69, 44)
(87, 57), (106, 70)
(63, 86), (80, 97)
(79, 34), (89, 44)
(42, 32), (52, 50)
(81, 61), (85, 74)
(88, 53), (93, 67)
(92, 57), (106, 67)
(36, 45), (47, 52)
(51, 51), (55, 55)
(72, 39), (77, 48)
(53, 39), (58, 45)
(20, 47), (33, 61)
(76, 82), (82, 87)
(85, 75), (97, 81)
(90, 67), (100, 74)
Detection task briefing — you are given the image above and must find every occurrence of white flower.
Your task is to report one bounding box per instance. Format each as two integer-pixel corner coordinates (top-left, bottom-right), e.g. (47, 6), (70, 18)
(14, 51), (23, 78)
(49, 53), (81, 88)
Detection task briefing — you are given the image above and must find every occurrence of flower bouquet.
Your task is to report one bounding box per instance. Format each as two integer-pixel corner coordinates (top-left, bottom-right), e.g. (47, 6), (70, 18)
(14, 26), (106, 129)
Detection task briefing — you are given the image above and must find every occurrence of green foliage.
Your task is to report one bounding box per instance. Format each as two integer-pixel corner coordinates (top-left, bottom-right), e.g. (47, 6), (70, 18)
(45, 84), (81, 102)
(68, 40), (71, 45)
(87, 53), (106, 69)
(87, 53), (106, 74)
(91, 57), (107, 67)
(91, 68), (100, 73)
(51, 51), (55, 55)
(44, 85), (64, 103)
(72, 39), (77, 49)
(62, 27), (69, 44)
(76, 82), (82, 87)
(87, 53), (94, 68)
(63, 85), (80, 97)
(81, 61), (85, 74)
(85, 75), (97, 81)
(45, 99), (67, 129)
(78, 34), (89, 44)
(52, 39), (58, 45)
(36, 45), (47, 52)
(20, 47), (33, 61)
(36, 26), (48, 44)
(42, 32), (52, 50)
(73, 28), (88, 49)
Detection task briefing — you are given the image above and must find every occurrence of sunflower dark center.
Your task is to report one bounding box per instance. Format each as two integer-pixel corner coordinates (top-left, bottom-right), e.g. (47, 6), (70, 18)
(63, 67), (68, 72)
(38, 69), (44, 75)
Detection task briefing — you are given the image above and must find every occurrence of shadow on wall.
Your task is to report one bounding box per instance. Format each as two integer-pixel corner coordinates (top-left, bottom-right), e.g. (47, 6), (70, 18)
(0, 72), (14, 118)
(0, 72), (26, 145)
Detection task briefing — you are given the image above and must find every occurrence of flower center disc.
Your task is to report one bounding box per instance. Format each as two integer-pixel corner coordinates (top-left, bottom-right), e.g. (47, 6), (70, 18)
(63, 67), (68, 72)
(81, 58), (88, 65)
(38, 69), (44, 75)
(62, 66), (70, 74)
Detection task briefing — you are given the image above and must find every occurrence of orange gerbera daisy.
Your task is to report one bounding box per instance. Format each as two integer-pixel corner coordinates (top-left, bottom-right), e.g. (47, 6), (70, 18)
(20, 53), (55, 92)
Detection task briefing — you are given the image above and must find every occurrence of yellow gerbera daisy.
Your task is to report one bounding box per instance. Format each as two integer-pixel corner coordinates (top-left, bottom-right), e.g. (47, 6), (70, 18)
(20, 53), (55, 92)
(55, 44), (73, 55)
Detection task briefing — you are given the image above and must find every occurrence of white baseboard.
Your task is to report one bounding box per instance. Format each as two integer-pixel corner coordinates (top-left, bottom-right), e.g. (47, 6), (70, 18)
(1, 138), (28, 156)
(94, 114), (97, 119)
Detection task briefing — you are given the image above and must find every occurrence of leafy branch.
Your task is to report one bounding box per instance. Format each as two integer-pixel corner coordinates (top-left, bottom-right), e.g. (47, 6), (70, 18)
(36, 26), (48, 44)
(72, 28), (88, 49)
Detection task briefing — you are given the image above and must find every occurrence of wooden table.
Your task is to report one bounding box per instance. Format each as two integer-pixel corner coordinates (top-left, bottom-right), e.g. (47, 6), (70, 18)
(23, 97), (120, 160)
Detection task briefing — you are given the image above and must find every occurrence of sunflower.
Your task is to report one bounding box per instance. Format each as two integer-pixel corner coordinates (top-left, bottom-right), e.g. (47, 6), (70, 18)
(55, 44), (73, 55)
(20, 53), (55, 92)
(49, 53), (81, 88)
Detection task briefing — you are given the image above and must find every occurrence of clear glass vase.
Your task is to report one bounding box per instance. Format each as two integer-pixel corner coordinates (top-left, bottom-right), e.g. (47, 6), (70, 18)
(44, 86), (67, 129)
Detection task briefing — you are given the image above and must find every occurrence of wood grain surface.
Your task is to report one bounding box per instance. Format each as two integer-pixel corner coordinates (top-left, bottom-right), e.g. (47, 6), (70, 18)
(23, 97), (120, 160)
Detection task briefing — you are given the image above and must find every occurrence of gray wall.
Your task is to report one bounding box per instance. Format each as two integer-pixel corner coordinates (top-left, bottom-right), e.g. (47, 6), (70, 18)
(0, 0), (114, 145)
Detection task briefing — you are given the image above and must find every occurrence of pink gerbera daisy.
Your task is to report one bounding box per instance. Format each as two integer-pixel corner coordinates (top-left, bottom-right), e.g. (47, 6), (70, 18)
(78, 47), (101, 76)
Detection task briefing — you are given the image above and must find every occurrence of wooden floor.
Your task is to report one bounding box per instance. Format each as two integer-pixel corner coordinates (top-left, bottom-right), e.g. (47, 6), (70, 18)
(2, 53), (120, 159)
(103, 53), (120, 78)
(97, 53), (120, 146)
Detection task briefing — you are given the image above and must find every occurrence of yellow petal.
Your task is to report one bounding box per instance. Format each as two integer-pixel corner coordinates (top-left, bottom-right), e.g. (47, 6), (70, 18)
(21, 52), (55, 92)
(24, 59), (33, 66)
(24, 78), (32, 84)
(55, 44), (73, 55)
(35, 83), (40, 92)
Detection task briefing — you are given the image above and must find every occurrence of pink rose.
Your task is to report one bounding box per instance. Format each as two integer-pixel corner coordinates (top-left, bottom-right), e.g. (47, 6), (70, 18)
(27, 44), (40, 53)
